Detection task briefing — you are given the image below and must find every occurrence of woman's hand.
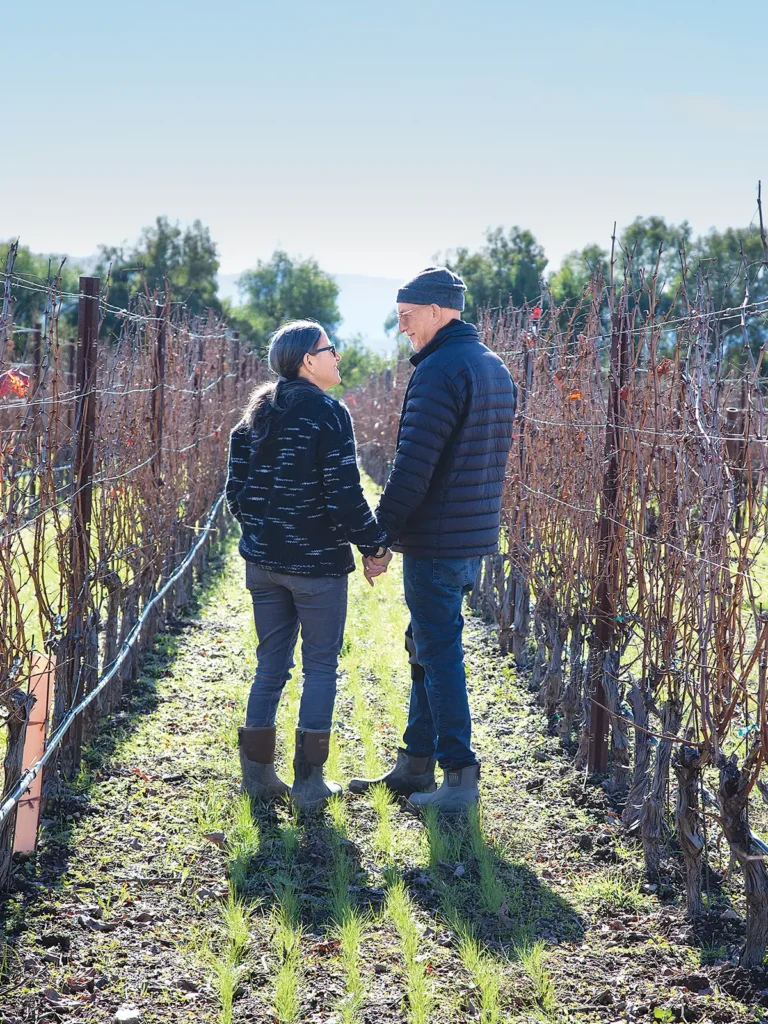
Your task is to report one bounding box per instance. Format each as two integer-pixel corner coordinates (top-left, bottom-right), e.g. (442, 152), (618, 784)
(363, 549), (391, 586)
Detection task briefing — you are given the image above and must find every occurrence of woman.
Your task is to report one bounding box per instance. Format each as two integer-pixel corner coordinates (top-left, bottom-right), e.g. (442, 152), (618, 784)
(226, 320), (390, 811)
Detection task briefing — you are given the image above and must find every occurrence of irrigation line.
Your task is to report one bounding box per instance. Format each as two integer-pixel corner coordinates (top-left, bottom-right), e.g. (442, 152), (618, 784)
(0, 490), (226, 830)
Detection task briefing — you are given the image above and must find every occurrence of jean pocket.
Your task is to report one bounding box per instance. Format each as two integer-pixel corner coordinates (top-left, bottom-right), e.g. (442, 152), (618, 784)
(285, 575), (336, 598)
(245, 562), (272, 590)
(432, 557), (481, 590)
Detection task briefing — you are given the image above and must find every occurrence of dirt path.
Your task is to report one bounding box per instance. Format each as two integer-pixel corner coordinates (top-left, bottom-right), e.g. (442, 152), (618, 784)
(1, 528), (763, 1024)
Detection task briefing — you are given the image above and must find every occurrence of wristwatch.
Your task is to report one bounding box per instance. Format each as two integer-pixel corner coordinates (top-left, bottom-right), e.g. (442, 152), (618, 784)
(373, 546), (388, 558)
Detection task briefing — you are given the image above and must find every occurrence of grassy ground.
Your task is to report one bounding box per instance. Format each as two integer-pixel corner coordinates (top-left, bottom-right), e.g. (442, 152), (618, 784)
(1, 523), (767, 1024)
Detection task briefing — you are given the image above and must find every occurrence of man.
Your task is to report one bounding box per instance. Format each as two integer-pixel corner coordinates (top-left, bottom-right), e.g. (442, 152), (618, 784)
(349, 266), (517, 814)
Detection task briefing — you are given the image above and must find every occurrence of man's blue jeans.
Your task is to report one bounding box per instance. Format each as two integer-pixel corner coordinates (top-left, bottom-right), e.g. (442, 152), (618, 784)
(401, 555), (482, 770)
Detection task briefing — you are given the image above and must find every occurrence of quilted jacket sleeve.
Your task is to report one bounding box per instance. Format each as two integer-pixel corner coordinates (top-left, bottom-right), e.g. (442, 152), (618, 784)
(375, 365), (464, 543)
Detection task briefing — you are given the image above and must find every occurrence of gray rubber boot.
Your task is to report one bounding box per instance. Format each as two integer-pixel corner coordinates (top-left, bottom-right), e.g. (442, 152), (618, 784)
(348, 749), (437, 798)
(238, 726), (291, 802)
(291, 729), (342, 813)
(406, 764), (480, 816)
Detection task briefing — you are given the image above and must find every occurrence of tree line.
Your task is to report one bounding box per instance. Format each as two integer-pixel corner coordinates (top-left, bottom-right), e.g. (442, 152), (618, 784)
(4, 212), (767, 383)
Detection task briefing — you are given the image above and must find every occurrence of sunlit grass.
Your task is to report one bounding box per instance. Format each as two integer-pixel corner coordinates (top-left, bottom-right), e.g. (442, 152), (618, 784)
(456, 925), (504, 1024)
(467, 806), (506, 914)
(326, 794), (367, 1022)
(272, 881), (303, 1023)
(514, 937), (558, 1021)
(385, 875), (434, 1024)
(370, 782), (396, 860)
(227, 791), (261, 890)
(575, 869), (648, 915)
(207, 890), (254, 1024)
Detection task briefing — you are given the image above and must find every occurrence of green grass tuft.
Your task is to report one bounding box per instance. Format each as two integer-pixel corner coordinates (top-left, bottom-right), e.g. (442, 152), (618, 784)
(575, 870), (648, 915)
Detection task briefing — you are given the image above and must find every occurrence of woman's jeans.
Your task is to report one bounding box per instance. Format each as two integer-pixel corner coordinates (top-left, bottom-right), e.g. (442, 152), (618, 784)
(401, 554), (482, 770)
(244, 563), (348, 731)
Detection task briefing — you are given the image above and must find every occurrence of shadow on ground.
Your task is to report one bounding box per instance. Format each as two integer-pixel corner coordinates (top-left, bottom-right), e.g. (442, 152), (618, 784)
(233, 794), (584, 958)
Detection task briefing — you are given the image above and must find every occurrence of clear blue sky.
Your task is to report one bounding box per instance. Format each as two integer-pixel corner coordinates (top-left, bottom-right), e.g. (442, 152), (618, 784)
(5, 0), (767, 281)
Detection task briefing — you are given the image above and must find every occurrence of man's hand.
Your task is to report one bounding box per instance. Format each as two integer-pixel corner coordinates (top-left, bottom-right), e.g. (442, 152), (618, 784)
(371, 548), (392, 569)
(363, 549), (392, 586)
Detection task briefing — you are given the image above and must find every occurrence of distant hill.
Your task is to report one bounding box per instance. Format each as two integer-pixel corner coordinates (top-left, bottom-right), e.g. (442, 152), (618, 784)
(217, 271), (401, 355)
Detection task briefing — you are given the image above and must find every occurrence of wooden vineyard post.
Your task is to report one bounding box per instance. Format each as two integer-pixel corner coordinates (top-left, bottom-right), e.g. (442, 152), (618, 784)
(192, 334), (204, 441)
(588, 309), (629, 773)
(151, 301), (166, 485)
(28, 322), (43, 501)
(0, 686), (35, 888)
(67, 336), (76, 436)
(511, 340), (533, 666)
(231, 330), (241, 407)
(62, 276), (99, 778)
(31, 322), (42, 398)
(0, 240), (18, 365)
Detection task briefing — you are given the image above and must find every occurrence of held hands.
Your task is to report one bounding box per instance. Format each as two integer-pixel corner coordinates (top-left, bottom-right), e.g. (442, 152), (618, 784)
(363, 548), (392, 587)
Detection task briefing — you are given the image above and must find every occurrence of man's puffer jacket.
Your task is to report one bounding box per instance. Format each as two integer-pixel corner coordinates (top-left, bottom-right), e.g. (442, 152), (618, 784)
(376, 318), (517, 558)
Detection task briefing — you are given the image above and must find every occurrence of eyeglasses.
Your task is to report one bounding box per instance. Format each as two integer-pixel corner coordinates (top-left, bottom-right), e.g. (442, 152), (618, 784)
(396, 308), (419, 324)
(311, 344), (337, 357)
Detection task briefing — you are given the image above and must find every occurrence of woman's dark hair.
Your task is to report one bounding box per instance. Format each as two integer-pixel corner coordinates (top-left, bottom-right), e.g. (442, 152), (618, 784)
(239, 319), (324, 442)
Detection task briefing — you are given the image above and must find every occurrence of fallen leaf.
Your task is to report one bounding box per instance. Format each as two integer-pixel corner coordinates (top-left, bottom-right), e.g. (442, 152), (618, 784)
(203, 830), (228, 849)
(42, 988), (75, 1007)
(174, 977), (199, 992)
(77, 914), (118, 932)
(311, 937), (341, 956)
(497, 899), (515, 929)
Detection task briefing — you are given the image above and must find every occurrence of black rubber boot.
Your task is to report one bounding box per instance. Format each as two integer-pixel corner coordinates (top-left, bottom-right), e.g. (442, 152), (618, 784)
(349, 624), (437, 797)
(291, 729), (342, 812)
(238, 726), (291, 802)
(406, 763), (481, 817)
(348, 748), (437, 798)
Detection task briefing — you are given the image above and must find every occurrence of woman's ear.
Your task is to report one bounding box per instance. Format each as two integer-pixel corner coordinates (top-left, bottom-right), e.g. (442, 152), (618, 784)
(302, 351), (315, 375)
(297, 352), (309, 376)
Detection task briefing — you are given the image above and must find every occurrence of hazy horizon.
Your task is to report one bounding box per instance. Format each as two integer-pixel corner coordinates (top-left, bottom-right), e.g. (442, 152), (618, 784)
(218, 270), (401, 352)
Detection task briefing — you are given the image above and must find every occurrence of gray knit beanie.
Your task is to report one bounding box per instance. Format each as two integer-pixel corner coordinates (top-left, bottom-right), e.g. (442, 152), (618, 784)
(396, 266), (467, 311)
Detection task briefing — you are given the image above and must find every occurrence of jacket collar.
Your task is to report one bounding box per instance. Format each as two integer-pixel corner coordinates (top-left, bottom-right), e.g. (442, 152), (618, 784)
(409, 318), (479, 367)
(278, 375), (324, 395)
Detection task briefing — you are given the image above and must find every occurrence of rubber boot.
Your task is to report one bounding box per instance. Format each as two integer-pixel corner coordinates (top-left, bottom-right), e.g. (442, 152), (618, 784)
(238, 726), (291, 802)
(291, 728), (341, 812)
(348, 749), (437, 798)
(349, 624), (438, 798)
(406, 763), (480, 816)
